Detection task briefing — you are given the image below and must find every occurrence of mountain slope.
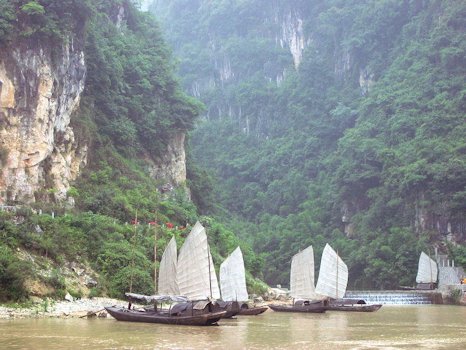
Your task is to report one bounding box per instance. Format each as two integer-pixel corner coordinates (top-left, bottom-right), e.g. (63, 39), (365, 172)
(154, 0), (466, 288)
(0, 0), (265, 302)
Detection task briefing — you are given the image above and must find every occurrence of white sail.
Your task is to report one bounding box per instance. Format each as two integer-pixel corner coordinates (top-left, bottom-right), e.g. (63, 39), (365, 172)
(315, 244), (348, 299)
(220, 247), (249, 301)
(208, 249), (220, 299)
(157, 236), (179, 295)
(177, 221), (221, 300)
(416, 251), (438, 283)
(290, 245), (316, 299)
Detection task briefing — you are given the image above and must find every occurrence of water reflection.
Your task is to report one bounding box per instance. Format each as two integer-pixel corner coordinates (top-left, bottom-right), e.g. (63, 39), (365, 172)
(0, 306), (465, 349)
(245, 311), (292, 346)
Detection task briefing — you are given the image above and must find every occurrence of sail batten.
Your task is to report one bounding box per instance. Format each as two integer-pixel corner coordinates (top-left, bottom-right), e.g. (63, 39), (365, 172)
(177, 222), (221, 300)
(290, 245), (316, 299)
(157, 236), (179, 295)
(315, 244), (348, 299)
(220, 247), (249, 301)
(416, 251), (438, 284)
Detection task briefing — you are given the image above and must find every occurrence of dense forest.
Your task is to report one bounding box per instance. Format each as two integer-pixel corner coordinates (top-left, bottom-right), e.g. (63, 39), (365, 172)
(153, 0), (466, 288)
(0, 0), (465, 302)
(0, 0), (265, 302)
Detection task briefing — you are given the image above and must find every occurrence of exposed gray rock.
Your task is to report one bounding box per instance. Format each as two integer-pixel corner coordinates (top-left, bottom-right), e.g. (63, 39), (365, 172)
(0, 40), (88, 205)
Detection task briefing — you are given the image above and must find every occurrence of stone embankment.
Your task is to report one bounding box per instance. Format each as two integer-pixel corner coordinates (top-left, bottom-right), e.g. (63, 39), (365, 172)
(0, 297), (123, 319)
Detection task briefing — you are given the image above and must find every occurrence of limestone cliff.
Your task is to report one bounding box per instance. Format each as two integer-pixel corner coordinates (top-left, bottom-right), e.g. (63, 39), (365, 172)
(0, 17), (189, 205)
(148, 132), (187, 187)
(0, 41), (87, 204)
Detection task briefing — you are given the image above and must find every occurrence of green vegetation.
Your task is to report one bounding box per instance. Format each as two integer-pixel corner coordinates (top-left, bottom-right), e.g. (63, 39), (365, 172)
(0, 0), (464, 301)
(0, 0), (92, 43)
(0, 243), (32, 301)
(0, 0), (262, 302)
(156, 0), (466, 287)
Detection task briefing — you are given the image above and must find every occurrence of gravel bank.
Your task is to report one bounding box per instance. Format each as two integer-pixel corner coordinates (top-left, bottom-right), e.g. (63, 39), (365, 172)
(0, 297), (125, 319)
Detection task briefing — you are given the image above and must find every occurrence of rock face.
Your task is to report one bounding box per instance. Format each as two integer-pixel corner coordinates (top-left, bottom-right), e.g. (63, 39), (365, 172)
(276, 9), (306, 68)
(0, 41), (88, 204)
(0, 6), (191, 205)
(148, 132), (187, 186)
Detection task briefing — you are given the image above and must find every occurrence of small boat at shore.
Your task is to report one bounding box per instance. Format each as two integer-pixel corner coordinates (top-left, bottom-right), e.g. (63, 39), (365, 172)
(326, 298), (383, 312)
(105, 295), (226, 326)
(316, 244), (382, 312)
(214, 300), (240, 318)
(415, 252), (438, 290)
(269, 300), (326, 313)
(270, 245), (326, 313)
(178, 222), (239, 318)
(238, 303), (268, 315)
(105, 306), (225, 325)
(220, 246), (268, 316)
(106, 223), (228, 326)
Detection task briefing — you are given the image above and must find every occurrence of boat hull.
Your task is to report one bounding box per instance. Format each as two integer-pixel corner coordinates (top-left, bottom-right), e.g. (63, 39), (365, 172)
(238, 306), (268, 315)
(105, 307), (226, 326)
(214, 301), (240, 318)
(326, 304), (382, 312)
(269, 304), (326, 313)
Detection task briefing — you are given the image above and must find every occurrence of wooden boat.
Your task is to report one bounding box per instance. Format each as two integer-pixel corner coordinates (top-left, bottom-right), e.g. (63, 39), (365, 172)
(315, 244), (348, 301)
(106, 227), (227, 326)
(219, 247), (267, 316)
(105, 304), (226, 326)
(177, 222), (237, 318)
(326, 299), (382, 312)
(270, 246), (327, 313)
(238, 303), (268, 315)
(415, 252), (438, 289)
(214, 300), (240, 318)
(177, 222), (221, 301)
(269, 300), (326, 313)
(315, 244), (381, 312)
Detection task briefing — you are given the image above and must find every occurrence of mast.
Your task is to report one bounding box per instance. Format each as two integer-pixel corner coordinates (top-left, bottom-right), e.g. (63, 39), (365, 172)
(336, 250), (339, 299)
(129, 211), (138, 293)
(208, 243), (213, 299)
(429, 250), (433, 287)
(153, 220), (157, 294)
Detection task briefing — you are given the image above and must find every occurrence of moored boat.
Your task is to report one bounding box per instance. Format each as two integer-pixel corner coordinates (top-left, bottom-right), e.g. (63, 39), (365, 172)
(326, 298), (382, 312)
(269, 300), (326, 313)
(177, 222), (221, 301)
(106, 224), (228, 326)
(214, 300), (240, 318)
(270, 245), (326, 313)
(105, 303), (226, 326)
(219, 246), (268, 316)
(315, 244), (381, 312)
(238, 303), (268, 315)
(415, 251), (438, 290)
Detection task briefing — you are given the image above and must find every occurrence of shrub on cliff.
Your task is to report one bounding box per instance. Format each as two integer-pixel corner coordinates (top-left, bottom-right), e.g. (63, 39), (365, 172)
(0, 245), (31, 301)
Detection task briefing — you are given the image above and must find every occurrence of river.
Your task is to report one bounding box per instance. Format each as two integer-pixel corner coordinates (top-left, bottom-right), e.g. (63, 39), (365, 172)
(0, 305), (465, 349)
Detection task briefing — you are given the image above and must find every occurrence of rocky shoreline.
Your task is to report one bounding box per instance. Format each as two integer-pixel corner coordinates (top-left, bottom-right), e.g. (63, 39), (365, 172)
(2, 294), (463, 320)
(0, 297), (124, 319)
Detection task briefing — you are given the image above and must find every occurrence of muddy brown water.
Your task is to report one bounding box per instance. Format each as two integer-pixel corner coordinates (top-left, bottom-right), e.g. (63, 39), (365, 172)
(0, 305), (465, 349)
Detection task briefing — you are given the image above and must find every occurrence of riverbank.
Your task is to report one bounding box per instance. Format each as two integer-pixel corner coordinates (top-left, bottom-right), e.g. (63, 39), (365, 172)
(0, 297), (123, 319)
